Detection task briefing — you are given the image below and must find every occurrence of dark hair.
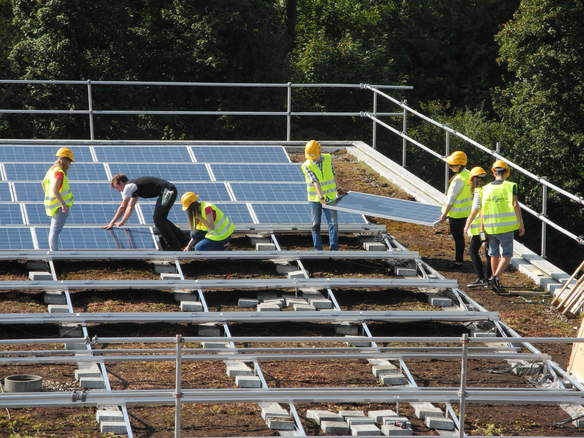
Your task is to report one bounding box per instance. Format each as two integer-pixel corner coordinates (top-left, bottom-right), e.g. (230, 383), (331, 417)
(186, 201), (201, 229)
(111, 173), (128, 187)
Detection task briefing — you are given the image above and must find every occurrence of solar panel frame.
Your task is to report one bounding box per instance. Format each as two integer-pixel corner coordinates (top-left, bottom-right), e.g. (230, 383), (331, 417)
(211, 164), (304, 182)
(35, 227), (157, 250)
(0, 146), (94, 162)
(94, 146), (192, 163)
(230, 182), (306, 201)
(107, 163), (210, 181)
(5, 163), (108, 181)
(251, 202), (366, 224)
(0, 204), (24, 225)
(191, 146), (290, 163)
(172, 183), (232, 202)
(0, 183), (12, 201)
(25, 203), (141, 226)
(0, 227), (34, 249)
(14, 182), (122, 202)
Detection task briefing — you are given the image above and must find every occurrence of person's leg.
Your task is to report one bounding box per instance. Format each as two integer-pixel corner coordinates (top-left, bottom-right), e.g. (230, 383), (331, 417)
(468, 235), (484, 279)
(153, 188), (183, 250)
(483, 238), (492, 279)
(310, 202), (323, 250)
(48, 209), (69, 251)
(493, 232), (514, 277)
(194, 238), (228, 251)
(487, 233), (504, 292)
(448, 217), (466, 263)
(322, 207), (339, 250)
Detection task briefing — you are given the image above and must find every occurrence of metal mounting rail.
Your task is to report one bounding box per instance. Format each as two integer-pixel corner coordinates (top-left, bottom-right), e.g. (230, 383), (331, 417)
(0, 387), (582, 408)
(0, 310), (498, 325)
(0, 277), (457, 291)
(0, 249), (419, 262)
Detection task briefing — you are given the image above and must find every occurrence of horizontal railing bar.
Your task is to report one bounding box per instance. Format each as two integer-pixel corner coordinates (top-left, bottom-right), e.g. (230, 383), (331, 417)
(519, 202), (584, 244)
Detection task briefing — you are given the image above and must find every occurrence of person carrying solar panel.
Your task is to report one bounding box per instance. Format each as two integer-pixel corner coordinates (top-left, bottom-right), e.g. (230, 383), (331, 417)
(104, 174), (187, 250)
(180, 192), (235, 251)
(301, 140), (339, 251)
(436, 150), (472, 268)
(42, 147), (75, 251)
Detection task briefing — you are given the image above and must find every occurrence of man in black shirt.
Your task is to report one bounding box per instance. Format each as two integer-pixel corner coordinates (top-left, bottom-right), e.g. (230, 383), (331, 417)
(103, 174), (186, 250)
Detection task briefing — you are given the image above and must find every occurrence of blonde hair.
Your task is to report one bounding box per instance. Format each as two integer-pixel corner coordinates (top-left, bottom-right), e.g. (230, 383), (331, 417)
(186, 201), (201, 229)
(54, 157), (71, 173)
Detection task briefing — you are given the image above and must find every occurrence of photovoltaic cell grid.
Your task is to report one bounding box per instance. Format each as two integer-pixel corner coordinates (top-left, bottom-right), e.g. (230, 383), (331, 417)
(140, 203), (254, 225)
(36, 227), (156, 250)
(0, 183), (12, 201)
(108, 163), (210, 181)
(251, 203), (366, 224)
(25, 204), (140, 226)
(0, 146), (93, 162)
(211, 164), (303, 182)
(172, 183), (231, 202)
(94, 146), (191, 163)
(5, 163), (108, 181)
(192, 146), (289, 163)
(0, 204), (23, 225)
(0, 228), (33, 249)
(14, 182), (122, 202)
(230, 182), (306, 201)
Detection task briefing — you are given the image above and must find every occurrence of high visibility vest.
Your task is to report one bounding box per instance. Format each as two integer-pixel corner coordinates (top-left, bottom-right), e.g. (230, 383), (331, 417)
(301, 153), (338, 202)
(481, 181), (519, 234)
(445, 168), (472, 219)
(192, 202), (235, 241)
(469, 187), (483, 236)
(42, 166), (74, 217)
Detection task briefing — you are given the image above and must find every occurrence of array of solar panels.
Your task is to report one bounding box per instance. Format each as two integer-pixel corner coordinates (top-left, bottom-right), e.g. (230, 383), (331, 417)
(0, 145), (366, 249)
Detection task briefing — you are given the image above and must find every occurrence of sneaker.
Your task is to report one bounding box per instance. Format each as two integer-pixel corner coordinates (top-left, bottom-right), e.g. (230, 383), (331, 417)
(490, 276), (504, 293)
(467, 278), (488, 288)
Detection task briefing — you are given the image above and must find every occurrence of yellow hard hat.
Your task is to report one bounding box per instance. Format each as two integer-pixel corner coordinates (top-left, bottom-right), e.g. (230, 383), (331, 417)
(180, 192), (199, 210)
(55, 147), (74, 161)
(491, 159), (510, 177)
(305, 140), (321, 160)
(469, 166), (487, 179)
(446, 150), (467, 166)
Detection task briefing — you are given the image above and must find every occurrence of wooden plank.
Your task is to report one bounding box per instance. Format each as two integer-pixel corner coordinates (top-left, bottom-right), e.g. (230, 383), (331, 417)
(556, 274), (584, 312)
(565, 283), (584, 317)
(559, 279), (584, 314)
(552, 260), (584, 306)
(567, 319), (584, 381)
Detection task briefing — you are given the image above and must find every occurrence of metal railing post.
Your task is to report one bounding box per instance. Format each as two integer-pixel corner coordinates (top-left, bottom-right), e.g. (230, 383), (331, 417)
(458, 333), (469, 438)
(372, 91), (378, 149)
(402, 100), (407, 167)
(495, 141), (500, 155)
(86, 80), (94, 140)
(286, 82), (292, 141)
(444, 131), (450, 194)
(541, 178), (548, 257)
(174, 334), (183, 438)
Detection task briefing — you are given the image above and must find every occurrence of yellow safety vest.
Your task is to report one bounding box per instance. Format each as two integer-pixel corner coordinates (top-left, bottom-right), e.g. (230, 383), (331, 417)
(446, 168), (472, 219)
(481, 181), (519, 234)
(469, 187), (483, 236)
(192, 202), (235, 241)
(301, 153), (338, 202)
(41, 166), (74, 217)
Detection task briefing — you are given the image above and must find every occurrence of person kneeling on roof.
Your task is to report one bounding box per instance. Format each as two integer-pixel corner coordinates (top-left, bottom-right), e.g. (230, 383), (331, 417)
(181, 192), (235, 251)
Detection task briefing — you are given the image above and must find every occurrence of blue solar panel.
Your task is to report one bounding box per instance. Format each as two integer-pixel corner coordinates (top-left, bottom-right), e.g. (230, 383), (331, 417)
(231, 182), (306, 201)
(94, 146), (191, 162)
(14, 182), (122, 202)
(140, 202), (253, 225)
(25, 203), (141, 226)
(0, 204), (24, 224)
(192, 146), (289, 163)
(0, 227), (34, 249)
(0, 183), (12, 201)
(173, 183), (231, 202)
(211, 164), (303, 182)
(108, 164), (210, 181)
(0, 146), (93, 162)
(36, 227), (156, 249)
(251, 203), (366, 224)
(5, 163), (107, 181)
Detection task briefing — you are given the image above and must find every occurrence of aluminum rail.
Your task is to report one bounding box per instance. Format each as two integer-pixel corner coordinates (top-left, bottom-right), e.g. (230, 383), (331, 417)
(0, 277), (457, 291)
(0, 387), (582, 408)
(0, 310), (498, 325)
(0, 249), (419, 262)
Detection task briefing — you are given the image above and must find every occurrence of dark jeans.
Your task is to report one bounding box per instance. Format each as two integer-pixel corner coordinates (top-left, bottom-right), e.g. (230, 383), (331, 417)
(310, 202), (339, 250)
(448, 217), (466, 263)
(189, 230), (229, 251)
(154, 186), (187, 250)
(469, 235), (492, 280)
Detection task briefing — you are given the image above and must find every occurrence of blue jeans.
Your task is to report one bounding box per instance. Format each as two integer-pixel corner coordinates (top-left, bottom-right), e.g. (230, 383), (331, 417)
(190, 230), (229, 251)
(310, 202), (338, 250)
(48, 208), (69, 251)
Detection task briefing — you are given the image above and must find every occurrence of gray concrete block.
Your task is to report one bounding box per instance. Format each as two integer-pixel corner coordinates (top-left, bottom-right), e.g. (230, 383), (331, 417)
(309, 298), (333, 309)
(225, 361), (254, 377)
(198, 323), (221, 337)
(378, 370), (408, 385)
(152, 262), (176, 274)
(372, 362), (398, 377)
(259, 402), (289, 420)
(263, 298), (284, 307)
(276, 264), (298, 274)
(64, 342), (86, 351)
(256, 243), (276, 251)
(79, 377), (105, 389)
(347, 416), (375, 426)
(180, 301), (203, 312)
(300, 287), (323, 296)
(28, 271), (52, 281)
(395, 267), (417, 277)
(257, 303), (281, 311)
(382, 417), (411, 428)
(267, 416), (295, 430)
(293, 303), (316, 311)
(287, 270), (306, 279)
(411, 402), (442, 420)
(306, 410), (343, 425)
(367, 410), (397, 424)
(27, 261), (49, 271)
(258, 292), (279, 301)
(173, 292), (197, 302)
(75, 365), (101, 380)
(339, 410), (365, 418)
(363, 242), (386, 251)
(100, 421), (127, 434)
(48, 304), (69, 313)
(424, 416), (454, 430)
(470, 329), (496, 338)
(235, 375), (261, 388)
(160, 272), (181, 280)
(285, 297), (308, 306)
(201, 341), (228, 349)
(44, 291), (66, 304)
(345, 335), (371, 347)
(96, 408), (123, 423)
(320, 420), (350, 435)
(351, 424), (381, 436)
(59, 323), (83, 337)
(336, 323), (359, 335)
(428, 296), (453, 307)
(381, 424), (412, 436)
(238, 298), (259, 308)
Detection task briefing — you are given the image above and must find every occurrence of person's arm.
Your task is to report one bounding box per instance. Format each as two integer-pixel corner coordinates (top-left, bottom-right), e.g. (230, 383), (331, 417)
(103, 197), (132, 229)
(115, 197), (138, 227)
(463, 208), (479, 235)
(438, 178), (464, 222)
(50, 175), (68, 213)
(512, 195), (525, 236)
(183, 238), (195, 251)
(199, 207), (215, 230)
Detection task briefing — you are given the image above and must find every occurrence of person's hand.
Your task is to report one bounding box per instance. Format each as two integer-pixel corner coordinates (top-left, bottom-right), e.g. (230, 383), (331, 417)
(518, 224), (525, 237)
(60, 204), (68, 214)
(114, 221), (125, 228)
(183, 246), (190, 252)
(437, 214), (447, 223)
(102, 223), (113, 230)
(463, 224), (470, 235)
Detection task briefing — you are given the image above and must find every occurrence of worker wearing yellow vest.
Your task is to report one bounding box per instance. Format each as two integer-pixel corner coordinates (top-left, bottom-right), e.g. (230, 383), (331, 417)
(437, 151), (472, 267)
(42, 148), (75, 251)
(180, 192), (235, 251)
(464, 160), (524, 293)
(463, 167), (492, 288)
(301, 140), (339, 251)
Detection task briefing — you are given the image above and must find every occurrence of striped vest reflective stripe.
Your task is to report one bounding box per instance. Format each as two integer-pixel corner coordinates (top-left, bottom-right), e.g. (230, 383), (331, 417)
(481, 181), (519, 234)
(192, 202), (235, 241)
(446, 168), (472, 219)
(301, 153), (338, 202)
(42, 166), (74, 217)
(469, 187), (482, 236)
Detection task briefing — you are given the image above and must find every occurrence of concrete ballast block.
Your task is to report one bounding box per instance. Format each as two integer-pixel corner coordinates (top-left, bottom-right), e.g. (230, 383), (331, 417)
(59, 323), (83, 337)
(238, 298), (259, 308)
(256, 243), (276, 251)
(320, 420), (350, 435)
(372, 362), (398, 377)
(173, 292), (197, 302)
(44, 291), (66, 304)
(428, 295), (453, 307)
(395, 267), (417, 277)
(339, 410), (365, 418)
(367, 409), (397, 424)
(381, 424), (412, 436)
(180, 301), (203, 312)
(75, 365), (101, 380)
(363, 242), (386, 251)
(378, 370), (408, 385)
(201, 341), (228, 349)
(266, 416), (295, 430)
(287, 270), (306, 279)
(309, 298), (333, 309)
(351, 424), (381, 436)
(259, 402), (289, 420)
(336, 323), (359, 335)
(48, 304), (70, 313)
(424, 416), (454, 430)
(294, 303), (316, 311)
(29, 271), (52, 281)
(306, 410), (343, 425)
(347, 416), (375, 426)
(198, 323), (221, 337)
(225, 361), (254, 377)
(412, 402), (443, 420)
(160, 272), (181, 280)
(100, 421), (127, 434)
(345, 335), (371, 347)
(236, 375), (261, 388)
(79, 377), (105, 389)
(96, 408), (123, 423)
(257, 303), (281, 311)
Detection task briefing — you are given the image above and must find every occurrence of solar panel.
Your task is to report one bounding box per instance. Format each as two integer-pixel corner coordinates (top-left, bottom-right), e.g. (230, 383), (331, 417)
(5, 163), (107, 181)
(172, 183), (231, 202)
(0, 183), (12, 201)
(324, 191), (442, 226)
(192, 146), (289, 163)
(211, 164), (303, 182)
(36, 227), (156, 249)
(0, 204), (24, 224)
(108, 163), (210, 181)
(0, 227), (34, 249)
(252, 203), (366, 224)
(14, 182), (121, 202)
(0, 146), (93, 162)
(140, 202), (253, 226)
(25, 203), (141, 226)
(94, 146), (191, 163)
(230, 182), (306, 201)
